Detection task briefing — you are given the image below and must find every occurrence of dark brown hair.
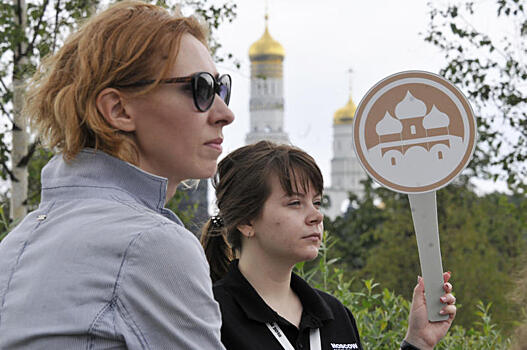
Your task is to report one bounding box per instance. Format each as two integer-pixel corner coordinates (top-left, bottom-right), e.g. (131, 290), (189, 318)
(200, 141), (323, 282)
(24, 0), (208, 163)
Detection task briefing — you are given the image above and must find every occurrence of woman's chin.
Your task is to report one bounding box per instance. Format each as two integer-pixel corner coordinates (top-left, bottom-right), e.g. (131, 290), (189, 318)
(299, 248), (320, 263)
(192, 163), (217, 180)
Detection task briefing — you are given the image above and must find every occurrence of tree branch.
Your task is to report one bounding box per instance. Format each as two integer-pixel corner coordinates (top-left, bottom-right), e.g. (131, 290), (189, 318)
(14, 0), (25, 62)
(52, 0), (61, 53)
(25, 0), (51, 57)
(0, 77), (9, 93)
(2, 163), (17, 182)
(16, 139), (38, 168)
(0, 103), (14, 125)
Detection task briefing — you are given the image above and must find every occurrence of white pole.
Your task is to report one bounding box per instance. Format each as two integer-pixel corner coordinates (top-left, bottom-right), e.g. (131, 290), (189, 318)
(408, 191), (449, 322)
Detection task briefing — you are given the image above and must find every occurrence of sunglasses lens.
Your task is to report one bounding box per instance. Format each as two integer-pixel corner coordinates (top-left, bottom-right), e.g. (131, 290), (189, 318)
(195, 73), (215, 111)
(218, 75), (231, 106)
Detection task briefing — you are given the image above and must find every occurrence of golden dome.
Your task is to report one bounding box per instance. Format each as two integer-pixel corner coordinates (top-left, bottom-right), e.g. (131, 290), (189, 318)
(249, 25), (285, 60)
(334, 96), (357, 124)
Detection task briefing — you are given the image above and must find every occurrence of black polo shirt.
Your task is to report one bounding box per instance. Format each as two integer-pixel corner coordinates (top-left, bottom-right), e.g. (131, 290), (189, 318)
(213, 260), (363, 350)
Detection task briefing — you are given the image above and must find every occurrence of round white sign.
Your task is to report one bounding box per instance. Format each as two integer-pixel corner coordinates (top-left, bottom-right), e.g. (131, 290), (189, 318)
(353, 71), (476, 194)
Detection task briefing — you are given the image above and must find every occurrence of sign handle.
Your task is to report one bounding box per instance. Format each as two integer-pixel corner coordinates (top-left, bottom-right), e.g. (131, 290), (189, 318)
(408, 191), (449, 322)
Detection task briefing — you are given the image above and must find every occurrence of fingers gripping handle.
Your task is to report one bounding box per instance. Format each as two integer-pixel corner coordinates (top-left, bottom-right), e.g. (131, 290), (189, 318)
(408, 191), (449, 322)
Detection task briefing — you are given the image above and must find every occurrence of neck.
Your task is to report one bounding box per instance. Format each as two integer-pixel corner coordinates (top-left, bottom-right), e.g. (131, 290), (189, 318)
(238, 249), (303, 327)
(165, 181), (178, 204)
(135, 157), (181, 204)
(238, 253), (294, 300)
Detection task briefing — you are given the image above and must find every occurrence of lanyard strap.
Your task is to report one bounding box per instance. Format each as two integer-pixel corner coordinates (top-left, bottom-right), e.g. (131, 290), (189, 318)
(266, 322), (321, 350)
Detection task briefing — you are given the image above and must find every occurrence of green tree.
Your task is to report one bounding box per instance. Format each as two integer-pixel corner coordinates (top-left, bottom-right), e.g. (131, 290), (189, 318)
(325, 179), (388, 272)
(424, 0), (527, 190)
(328, 181), (527, 332)
(297, 236), (513, 349)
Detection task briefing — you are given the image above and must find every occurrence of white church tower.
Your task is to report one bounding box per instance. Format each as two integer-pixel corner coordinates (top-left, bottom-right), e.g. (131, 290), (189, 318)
(324, 92), (368, 219)
(245, 14), (289, 145)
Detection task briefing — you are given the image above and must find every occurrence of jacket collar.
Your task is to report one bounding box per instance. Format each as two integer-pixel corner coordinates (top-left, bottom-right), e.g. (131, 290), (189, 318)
(216, 260), (334, 328)
(40, 149), (182, 225)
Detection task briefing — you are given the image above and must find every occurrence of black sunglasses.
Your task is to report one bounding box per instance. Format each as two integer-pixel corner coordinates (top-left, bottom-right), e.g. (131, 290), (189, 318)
(116, 72), (231, 112)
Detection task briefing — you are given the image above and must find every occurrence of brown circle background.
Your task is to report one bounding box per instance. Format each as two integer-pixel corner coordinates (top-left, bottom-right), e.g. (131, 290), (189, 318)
(353, 71), (476, 193)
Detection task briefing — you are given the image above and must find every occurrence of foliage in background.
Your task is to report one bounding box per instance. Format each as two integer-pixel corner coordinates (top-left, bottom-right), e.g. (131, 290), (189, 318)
(26, 146), (52, 210)
(425, 0), (527, 190)
(325, 179), (527, 333)
(166, 190), (199, 231)
(295, 234), (513, 349)
(0, 205), (12, 242)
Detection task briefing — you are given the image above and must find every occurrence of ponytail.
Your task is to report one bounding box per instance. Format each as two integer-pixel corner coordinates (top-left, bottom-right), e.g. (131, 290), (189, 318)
(200, 217), (234, 283)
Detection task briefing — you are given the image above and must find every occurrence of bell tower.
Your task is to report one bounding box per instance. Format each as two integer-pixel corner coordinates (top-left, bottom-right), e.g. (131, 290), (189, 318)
(246, 12), (289, 144)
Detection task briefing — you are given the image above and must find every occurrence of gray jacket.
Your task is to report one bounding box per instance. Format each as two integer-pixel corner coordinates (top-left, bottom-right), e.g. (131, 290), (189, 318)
(0, 149), (225, 349)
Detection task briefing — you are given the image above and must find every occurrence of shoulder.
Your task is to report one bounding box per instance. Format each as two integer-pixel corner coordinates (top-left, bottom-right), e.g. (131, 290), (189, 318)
(311, 288), (362, 347)
(314, 288), (356, 318)
(212, 275), (236, 307)
(291, 273), (356, 321)
(122, 220), (207, 274)
(211, 267), (252, 319)
(314, 288), (346, 309)
(115, 222), (215, 316)
(307, 286), (360, 331)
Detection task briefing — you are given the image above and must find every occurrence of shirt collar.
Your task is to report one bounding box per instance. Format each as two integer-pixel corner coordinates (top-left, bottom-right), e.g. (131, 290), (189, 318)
(216, 260), (334, 328)
(40, 149), (182, 225)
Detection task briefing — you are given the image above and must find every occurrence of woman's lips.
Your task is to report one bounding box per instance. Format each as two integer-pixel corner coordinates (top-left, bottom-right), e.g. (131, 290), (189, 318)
(205, 138), (223, 152)
(303, 233), (322, 241)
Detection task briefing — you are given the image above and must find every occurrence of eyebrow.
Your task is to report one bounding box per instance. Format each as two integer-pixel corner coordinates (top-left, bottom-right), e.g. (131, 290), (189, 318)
(283, 192), (322, 198)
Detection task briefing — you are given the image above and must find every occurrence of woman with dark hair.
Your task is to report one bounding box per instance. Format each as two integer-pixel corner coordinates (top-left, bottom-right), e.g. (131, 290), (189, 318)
(0, 1), (233, 348)
(201, 141), (456, 350)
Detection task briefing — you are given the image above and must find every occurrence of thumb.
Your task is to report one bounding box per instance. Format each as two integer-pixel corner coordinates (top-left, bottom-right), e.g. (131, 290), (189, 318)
(412, 276), (426, 305)
(415, 276), (424, 291)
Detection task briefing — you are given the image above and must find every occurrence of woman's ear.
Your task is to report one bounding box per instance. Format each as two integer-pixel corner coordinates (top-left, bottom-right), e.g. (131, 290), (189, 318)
(96, 88), (136, 132)
(237, 223), (254, 238)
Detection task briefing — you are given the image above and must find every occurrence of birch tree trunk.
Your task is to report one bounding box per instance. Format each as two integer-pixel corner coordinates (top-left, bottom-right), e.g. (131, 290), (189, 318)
(11, 0), (29, 222)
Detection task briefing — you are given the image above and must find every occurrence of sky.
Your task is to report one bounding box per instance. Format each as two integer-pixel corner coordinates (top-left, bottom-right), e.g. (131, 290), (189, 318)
(209, 0), (512, 195)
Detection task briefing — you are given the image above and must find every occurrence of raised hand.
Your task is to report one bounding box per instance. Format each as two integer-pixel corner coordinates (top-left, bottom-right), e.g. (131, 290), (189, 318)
(403, 272), (457, 350)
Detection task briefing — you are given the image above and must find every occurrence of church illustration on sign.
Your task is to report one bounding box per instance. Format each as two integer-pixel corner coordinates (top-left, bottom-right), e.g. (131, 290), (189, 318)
(367, 91), (466, 187)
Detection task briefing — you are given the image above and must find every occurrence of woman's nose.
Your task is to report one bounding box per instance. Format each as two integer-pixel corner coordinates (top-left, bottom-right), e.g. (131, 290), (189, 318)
(308, 207), (324, 225)
(209, 96), (235, 126)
